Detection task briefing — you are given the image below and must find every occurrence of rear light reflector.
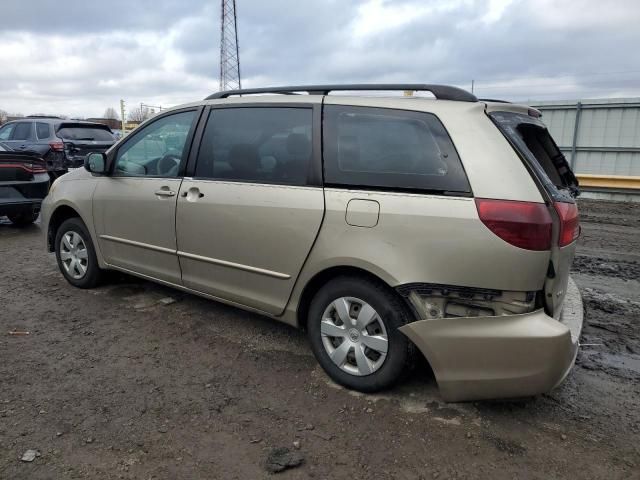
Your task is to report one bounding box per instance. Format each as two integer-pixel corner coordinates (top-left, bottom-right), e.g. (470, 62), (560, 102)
(475, 198), (552, 251)
(49, 141), (64, 151)
(554, 201), (580, 247)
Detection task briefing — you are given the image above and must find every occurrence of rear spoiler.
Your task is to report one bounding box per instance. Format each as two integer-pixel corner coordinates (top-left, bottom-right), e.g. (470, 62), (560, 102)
(56, 122), (113, 133)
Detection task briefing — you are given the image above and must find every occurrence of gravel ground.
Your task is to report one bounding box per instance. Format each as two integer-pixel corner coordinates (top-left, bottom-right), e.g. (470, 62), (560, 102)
(1, 199), (639, 479)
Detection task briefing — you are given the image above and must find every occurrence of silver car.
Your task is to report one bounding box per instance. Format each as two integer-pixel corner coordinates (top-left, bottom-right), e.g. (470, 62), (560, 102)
(42, 84), (583, 401)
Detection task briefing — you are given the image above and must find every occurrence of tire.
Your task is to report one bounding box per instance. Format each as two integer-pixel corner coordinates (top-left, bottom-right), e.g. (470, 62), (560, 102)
(307, 275), (413, 392)
(54, 217), (103, 288)
(8, 211), (39, 226)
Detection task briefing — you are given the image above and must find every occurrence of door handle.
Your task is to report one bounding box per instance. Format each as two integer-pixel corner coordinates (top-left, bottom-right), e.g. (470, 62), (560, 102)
(155, 189), (176, 197)
(181, 187), (204, 200)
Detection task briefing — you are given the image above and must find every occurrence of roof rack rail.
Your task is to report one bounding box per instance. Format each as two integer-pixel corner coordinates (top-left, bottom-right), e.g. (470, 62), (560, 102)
(206, 84), (478, 102)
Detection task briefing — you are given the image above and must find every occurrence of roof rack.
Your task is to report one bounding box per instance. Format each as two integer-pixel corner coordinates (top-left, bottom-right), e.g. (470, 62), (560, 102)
(206, 84), (478, 102)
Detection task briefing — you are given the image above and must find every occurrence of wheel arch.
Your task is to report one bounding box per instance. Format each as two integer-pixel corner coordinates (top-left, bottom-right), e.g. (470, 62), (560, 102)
(295, 265), (415, 331)
(47, 204), (83, 252)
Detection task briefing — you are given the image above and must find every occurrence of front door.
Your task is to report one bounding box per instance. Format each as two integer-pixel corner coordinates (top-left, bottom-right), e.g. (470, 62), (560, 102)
(3, 121), (34, 151)
(93, 109), (198, 284)
(176, 105), (324, 315)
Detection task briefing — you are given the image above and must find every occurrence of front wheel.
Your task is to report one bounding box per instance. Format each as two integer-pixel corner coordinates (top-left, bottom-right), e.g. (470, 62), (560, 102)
(54, 217), (103, 288)
(307, 276), (413, 392)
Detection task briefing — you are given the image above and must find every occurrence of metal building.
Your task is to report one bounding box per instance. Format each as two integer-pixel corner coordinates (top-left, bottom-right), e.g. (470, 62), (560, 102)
(531, 98), (640, 201)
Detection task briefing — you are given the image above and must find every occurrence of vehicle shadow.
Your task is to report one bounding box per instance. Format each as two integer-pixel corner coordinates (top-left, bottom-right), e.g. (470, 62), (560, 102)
(0, 217), (42, 235)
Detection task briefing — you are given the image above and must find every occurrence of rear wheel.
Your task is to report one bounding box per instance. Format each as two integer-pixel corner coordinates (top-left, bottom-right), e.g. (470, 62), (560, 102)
(54, 217), (103, 288)
(307, 276), (413, 392)
(8, 211), (39, 226)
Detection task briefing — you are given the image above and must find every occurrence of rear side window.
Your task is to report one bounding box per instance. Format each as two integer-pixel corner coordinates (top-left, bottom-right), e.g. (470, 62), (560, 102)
(489, 111), (578, 199)
(11, 122), (32, 141)
(323, 105), (470, 193)
(57, 126), (114, 141)
(195, 107), (313, 185)
(36, 122), (50, 139)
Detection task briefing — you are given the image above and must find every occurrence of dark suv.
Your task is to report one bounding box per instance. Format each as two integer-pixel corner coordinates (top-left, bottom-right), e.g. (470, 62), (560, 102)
(0, 117), (116, 180)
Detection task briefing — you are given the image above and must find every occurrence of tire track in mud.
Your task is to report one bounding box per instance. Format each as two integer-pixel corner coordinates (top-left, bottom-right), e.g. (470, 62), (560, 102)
(573, 199), (640, 382)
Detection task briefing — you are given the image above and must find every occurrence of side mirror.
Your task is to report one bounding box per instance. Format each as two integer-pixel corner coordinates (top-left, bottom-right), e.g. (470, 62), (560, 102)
(85, 152), (107, 174)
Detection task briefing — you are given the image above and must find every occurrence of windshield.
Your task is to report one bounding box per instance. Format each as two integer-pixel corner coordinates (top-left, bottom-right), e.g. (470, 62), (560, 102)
(57, 126), (114, 142)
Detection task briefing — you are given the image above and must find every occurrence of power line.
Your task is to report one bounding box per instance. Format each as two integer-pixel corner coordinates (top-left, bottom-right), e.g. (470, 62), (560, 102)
(476, 77), (640, 92)
(474, 69), (640, 88)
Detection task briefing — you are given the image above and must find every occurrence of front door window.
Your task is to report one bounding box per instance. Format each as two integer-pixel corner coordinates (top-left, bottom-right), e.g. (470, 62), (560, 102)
(114, 111), (196, 177)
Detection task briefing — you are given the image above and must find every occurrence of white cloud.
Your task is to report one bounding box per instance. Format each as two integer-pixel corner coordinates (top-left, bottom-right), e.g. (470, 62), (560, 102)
(0, 0), (639, 117)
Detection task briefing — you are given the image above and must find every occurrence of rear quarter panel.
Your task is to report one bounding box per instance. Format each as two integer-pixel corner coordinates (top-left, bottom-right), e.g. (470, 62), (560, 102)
(287, 188), (550, 320)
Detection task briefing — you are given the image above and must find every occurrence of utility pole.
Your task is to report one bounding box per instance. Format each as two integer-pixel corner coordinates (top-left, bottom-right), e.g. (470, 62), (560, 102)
(219, 0), (241, 91)
(120, 99), (126, 136)
(471, 80), (475, 94)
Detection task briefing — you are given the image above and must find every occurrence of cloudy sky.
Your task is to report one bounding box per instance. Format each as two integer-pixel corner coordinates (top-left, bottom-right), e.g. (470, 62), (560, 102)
(1, 0), (639, 118)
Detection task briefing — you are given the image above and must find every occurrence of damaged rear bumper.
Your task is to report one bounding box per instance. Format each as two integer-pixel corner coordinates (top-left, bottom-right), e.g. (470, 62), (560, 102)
(399, 277), (583, 402)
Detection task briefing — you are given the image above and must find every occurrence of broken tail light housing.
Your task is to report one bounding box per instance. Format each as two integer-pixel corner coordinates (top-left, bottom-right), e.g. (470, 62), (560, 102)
(554, 201), (580, 247)
(49, 141), (64, 151)
(475, 198), (553, 251)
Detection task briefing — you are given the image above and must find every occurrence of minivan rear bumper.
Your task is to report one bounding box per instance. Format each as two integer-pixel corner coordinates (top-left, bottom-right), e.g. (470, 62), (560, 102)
(399, 277), (583, 402)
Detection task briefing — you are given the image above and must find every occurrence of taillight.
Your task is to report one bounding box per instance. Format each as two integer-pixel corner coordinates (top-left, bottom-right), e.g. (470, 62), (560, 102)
(554, 201), (579, 247)
(475, 198), (552, 251)
(49, 141), (64, 151)
(24, 162), (47, 174)
(0, 163), (47, 173)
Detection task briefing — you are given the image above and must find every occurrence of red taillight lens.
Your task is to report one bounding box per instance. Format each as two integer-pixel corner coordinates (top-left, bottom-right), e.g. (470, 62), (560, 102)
(0, 162), (47, 173)
(475, 198), (553, 251)
(554, 201), (579, 247)
(49, 141), (64, 151)
(25, 162), (47, 173)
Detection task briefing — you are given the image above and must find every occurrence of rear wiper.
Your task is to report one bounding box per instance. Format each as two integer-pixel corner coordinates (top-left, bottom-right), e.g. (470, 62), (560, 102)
(75, 137), (96, 141)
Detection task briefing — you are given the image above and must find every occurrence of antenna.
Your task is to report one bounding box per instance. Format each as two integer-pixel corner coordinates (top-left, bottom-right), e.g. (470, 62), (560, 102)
(219, 0), (241, 91)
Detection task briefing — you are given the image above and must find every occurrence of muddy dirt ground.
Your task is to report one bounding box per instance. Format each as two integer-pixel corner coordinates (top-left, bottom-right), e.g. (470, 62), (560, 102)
(1, 199), (639, 479)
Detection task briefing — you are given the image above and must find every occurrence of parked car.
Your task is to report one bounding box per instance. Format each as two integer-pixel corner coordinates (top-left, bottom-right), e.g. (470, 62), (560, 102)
(42, 84), (583, 401)
(0, 117), (116, 181)
(0, 143), (49, 225)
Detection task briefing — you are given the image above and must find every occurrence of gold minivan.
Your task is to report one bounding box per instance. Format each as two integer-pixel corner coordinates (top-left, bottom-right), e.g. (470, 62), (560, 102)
(42, 84), (583, 401)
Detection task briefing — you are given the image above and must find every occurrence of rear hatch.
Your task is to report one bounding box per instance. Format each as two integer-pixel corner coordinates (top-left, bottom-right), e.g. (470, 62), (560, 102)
(56, 123), (115, 167)
(0, 152), (49, 202)
(487, 107), (580, 318)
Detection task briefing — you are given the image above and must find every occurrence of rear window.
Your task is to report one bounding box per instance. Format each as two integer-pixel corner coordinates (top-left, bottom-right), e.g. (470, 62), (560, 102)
(36, 122), (50, 139)
(323, 105), (470, 194)
(195, 107), (313, 186)
(57, 126), (113, 141)
(489, 111), (578, 199)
